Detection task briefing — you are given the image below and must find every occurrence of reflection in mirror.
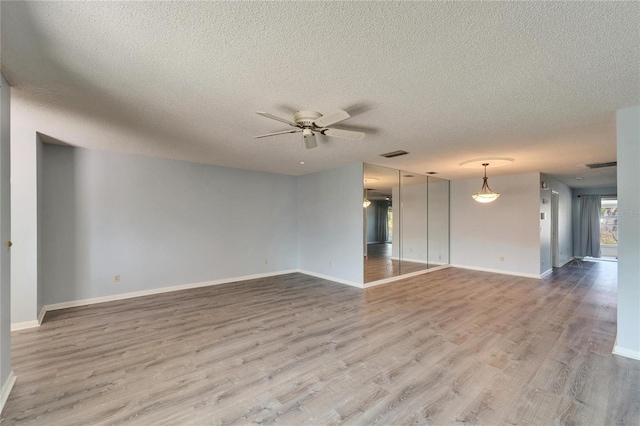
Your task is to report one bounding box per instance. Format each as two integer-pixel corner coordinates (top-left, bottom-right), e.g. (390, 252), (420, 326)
(364, 164), (399, 283)
(428, 176), (450, 265)
(399, 172), (431, 275)
(364, 163), (450, 284)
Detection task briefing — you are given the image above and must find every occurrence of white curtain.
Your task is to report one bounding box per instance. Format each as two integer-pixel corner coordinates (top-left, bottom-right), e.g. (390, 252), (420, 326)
(579, 195), (601, 258)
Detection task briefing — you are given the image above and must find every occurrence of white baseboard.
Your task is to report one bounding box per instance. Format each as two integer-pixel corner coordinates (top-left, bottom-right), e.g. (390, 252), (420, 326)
(37, 306), (47, 325)
(613, 338), (640, 361)
(296, 270), (363, 289)
(540, 268), (553, 278)
(0, 371), (16, 414)
(363, 264), (450, 288)
(397, 257), (449, 267)
(18, 270), (298, 326)
(398, 257), (429, 265)
(556, 257), (574, 268)
(11, 266), (455, 330)
(10, 320), (40, 331)
(450, 264), (542, 279)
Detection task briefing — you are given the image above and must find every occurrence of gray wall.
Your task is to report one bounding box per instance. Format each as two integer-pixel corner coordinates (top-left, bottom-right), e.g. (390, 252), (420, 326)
(1, 73), (12, 392)
(451, 172), (541, 277)
(297, 163), (364, 285)
(616, 105), (640, 358)
(41, 144), (298, 305)
(10, 98), (39, 323)
(572, 186), (617, 258)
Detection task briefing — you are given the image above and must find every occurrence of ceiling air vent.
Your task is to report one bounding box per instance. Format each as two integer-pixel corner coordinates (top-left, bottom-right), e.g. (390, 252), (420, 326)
(585, 161), (617, 169)
(380, 150), (409, 158)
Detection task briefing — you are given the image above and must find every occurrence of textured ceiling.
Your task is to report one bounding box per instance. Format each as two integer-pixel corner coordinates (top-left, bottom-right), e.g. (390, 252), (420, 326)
(2, 2), (638, 187)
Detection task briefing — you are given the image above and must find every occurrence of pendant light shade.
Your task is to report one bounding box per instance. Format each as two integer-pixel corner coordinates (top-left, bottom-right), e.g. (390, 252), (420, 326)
(472, 163), (500, 203)
(363, 186), (371, 208)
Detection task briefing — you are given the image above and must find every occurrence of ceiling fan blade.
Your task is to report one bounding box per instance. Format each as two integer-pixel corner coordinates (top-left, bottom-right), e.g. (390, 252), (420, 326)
(322, 128), (365, 140)
(256, 111), (299, 127)
(303, 131), (318, 149)
(253, 129), (302, 139)
(313, 109), (350, 128)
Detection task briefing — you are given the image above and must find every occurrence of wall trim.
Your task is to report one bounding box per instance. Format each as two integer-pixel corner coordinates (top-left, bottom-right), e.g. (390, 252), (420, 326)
(0, 371), (16, 414)
(363, 265), (450, 288)
(12, 267), (465, 329)
(450, 264), (542, 279)
(556, 257), (574, 268)
(540, 268), (553, 279)
(37, 306), (47, 325)
(22, 270), (298, 323)
(10, 320), (40, 331)
(296, 269), (363, 288)
(613, 338), (640, 361)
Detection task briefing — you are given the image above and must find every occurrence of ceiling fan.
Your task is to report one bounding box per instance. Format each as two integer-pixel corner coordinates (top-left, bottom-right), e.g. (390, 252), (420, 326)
(254, 109), (365, 149)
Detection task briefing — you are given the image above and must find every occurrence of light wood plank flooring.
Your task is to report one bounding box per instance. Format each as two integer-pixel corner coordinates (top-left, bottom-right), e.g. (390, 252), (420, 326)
(3, 261), (638, 425)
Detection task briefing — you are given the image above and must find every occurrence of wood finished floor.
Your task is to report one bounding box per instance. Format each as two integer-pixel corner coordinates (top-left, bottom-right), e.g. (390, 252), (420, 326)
(3, 261), (639, 425)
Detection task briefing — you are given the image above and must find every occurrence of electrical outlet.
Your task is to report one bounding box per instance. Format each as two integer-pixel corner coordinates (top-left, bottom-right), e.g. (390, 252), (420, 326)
(114, 274), (120, 282)
(500, 257), (505, 262)
(264, 258), (268, 265)
(329, 260), (332, 267)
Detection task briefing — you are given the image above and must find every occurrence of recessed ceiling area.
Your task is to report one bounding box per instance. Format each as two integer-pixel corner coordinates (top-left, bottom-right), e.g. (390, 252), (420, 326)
(1, 2), (638, 187)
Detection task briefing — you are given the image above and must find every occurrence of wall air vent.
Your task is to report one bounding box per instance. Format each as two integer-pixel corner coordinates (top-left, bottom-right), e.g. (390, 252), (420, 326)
(380, 150), (409, 158)
(585, 161), (617, 169)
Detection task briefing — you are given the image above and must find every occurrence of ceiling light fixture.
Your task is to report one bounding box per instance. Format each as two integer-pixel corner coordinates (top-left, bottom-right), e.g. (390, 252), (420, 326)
(472, 163), (500, 203)
(363, 177), (379, 208)
(363, 182), (372, 208)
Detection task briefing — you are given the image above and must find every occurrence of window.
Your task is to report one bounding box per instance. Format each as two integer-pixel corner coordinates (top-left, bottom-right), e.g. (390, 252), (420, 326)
(600, 199), (618, 245)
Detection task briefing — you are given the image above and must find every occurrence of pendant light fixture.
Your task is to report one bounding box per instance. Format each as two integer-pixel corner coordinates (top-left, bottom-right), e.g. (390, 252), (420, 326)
(363, 177), (378, 208)
(363, 186), (372, 208)
(472, 163), (500, 203)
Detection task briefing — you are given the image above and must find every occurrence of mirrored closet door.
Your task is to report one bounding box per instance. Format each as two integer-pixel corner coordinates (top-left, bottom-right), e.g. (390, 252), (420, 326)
(364, 163), (450, 283)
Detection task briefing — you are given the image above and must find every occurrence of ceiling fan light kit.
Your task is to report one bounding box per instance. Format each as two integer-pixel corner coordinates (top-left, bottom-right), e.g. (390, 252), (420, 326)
(255, 108), (365, 149)
(302, 129), (317, 149)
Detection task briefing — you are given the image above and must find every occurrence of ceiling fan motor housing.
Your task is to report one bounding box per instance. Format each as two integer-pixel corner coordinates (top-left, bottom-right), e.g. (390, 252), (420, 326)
(294, 110), (322, 127)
